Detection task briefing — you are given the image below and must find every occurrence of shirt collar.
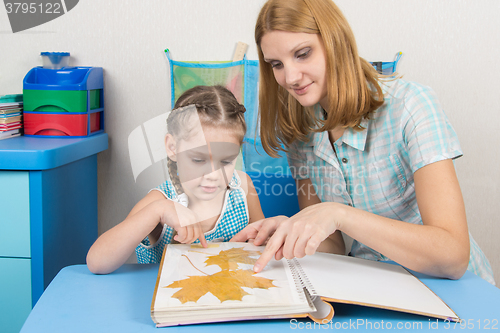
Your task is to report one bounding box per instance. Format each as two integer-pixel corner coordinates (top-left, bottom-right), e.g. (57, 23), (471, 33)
(309, 106), (370, 152)
(341, 117), (369, 151)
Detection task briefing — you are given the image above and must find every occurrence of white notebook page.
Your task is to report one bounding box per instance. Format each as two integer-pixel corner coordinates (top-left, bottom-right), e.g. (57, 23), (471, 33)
(295, 253), (457, 319)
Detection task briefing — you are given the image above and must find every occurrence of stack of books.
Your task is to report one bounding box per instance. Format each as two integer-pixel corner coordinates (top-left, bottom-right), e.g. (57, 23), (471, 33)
(0, 94), (23, 140)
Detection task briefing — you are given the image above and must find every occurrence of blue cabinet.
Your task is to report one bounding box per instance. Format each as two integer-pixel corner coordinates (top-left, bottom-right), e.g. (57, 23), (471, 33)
(0, 133), (108, 333)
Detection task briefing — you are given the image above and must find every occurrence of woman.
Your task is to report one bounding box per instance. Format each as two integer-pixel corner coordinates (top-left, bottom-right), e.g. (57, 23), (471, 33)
(231, 0), (494, 284)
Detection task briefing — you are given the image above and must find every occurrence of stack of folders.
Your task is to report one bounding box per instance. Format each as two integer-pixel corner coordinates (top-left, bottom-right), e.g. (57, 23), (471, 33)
(0, 94), (23, 140)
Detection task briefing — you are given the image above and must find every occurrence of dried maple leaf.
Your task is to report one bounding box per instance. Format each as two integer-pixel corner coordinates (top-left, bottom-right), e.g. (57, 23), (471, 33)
(165, 269), (275, 303)
(203, 247), (262, 270)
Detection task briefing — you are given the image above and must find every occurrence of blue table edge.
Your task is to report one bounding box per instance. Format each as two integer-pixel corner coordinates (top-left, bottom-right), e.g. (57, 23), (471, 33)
(0, 133), (108, 170)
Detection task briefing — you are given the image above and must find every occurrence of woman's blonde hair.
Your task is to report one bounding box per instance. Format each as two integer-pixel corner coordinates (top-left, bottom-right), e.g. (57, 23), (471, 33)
(255, 0), (384, 157)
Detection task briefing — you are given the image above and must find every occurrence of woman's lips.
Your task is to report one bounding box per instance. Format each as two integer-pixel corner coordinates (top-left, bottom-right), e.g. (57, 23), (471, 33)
(293, 82), (312, 95)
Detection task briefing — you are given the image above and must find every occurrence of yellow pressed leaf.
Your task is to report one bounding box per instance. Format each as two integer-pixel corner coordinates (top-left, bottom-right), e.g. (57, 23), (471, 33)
(165, 269), (275, 303)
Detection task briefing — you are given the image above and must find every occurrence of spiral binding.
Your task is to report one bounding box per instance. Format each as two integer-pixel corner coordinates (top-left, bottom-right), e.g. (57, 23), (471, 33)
(286, 258), (318, 303)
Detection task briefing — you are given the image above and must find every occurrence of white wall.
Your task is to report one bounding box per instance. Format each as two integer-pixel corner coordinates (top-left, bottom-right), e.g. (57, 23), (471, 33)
(1, 0), (499, 283)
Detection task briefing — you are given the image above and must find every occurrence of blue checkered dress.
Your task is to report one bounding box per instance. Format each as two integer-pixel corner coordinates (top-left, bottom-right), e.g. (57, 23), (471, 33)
(287, 79), (495, 285)
(135, 171), (249, 264)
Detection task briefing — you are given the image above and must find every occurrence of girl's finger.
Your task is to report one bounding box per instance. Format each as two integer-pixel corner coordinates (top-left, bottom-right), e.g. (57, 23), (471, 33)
(198, 229), (208, 247)
(192, 225), (202, 244)
(186, 226), (195, 244)
(181, 228), (190, 244)
(175, 228), (186, 243)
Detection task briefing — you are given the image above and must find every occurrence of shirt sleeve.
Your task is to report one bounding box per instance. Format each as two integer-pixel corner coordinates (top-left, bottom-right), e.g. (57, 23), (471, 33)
(400, 83), (463, 172)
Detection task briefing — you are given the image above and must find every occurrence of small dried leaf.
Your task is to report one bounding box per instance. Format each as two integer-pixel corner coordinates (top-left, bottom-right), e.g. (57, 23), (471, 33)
(204, 247), (261, 270)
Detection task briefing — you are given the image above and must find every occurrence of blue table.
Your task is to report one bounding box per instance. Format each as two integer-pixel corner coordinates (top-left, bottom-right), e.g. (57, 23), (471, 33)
(20, 263), (500, 332)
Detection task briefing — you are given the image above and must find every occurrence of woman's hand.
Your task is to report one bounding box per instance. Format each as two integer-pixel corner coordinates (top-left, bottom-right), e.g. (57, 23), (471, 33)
(230, 215), (289, 245)
(251, 202), (343, 272)
(161, 201), (207, 247)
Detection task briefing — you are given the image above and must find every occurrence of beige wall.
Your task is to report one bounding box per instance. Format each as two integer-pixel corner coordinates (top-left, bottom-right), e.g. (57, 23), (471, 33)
(1, 0), (498, 283)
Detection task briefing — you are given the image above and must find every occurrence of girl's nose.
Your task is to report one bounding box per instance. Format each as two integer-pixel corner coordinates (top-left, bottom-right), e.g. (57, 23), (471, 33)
(204, 170), (218, 181)
(203, 161), (221, 180)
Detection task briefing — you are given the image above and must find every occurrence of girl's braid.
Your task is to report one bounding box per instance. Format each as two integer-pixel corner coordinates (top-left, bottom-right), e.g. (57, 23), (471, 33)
(167, 157), (183, 197)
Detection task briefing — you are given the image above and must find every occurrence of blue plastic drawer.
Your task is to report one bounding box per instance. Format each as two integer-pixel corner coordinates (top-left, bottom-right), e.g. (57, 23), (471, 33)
(0, 258), (32, 333)
(0, 171), (30, 258)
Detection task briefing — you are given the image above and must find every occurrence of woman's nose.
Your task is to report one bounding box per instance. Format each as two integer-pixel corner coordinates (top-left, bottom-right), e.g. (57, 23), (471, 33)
(285, 64), (301, 86)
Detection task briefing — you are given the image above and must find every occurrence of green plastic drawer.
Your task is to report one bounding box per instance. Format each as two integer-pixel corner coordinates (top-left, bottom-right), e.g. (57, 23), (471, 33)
(89, 89), (100, 110)
(23, 89), (100, 113)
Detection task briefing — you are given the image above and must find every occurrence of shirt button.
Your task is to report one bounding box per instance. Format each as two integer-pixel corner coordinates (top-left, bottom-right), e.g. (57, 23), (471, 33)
(341, 157), (348, 163)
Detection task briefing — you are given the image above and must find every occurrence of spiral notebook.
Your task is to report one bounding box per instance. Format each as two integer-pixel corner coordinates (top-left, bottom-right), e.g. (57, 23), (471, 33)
(151, 242), (459, 327)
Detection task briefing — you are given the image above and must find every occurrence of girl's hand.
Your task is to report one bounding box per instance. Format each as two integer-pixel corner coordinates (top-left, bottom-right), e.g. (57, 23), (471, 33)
(161, 201), (207, 247)
(252, 202), (343, 272)
(174, 223), (207, 247)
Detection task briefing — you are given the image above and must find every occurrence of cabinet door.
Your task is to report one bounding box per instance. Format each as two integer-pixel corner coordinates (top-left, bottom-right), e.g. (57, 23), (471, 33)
(0, 171), (31, 257)
(0, 258), (32, 333)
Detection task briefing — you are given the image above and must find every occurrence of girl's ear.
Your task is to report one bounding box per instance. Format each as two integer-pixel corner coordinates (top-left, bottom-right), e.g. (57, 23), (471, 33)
(165, 134), (177, 161)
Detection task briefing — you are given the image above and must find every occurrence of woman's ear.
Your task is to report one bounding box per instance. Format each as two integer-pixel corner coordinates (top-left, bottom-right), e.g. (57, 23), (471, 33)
(165, 134), (177, 161)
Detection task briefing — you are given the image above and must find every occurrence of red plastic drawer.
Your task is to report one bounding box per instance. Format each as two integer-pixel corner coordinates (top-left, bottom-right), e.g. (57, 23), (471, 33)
(24, 112), (101, 136)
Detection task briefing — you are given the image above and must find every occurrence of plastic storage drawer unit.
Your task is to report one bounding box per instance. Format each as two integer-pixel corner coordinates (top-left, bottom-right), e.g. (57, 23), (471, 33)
(23, 66), (104, 137)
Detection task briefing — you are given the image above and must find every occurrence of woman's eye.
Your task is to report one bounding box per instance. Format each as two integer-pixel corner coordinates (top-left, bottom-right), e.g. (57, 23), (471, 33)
(297, 49), (311, 59)
(270, 61), (283, 69)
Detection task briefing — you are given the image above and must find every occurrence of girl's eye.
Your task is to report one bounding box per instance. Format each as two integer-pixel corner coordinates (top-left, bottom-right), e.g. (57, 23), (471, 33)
(192, 159), (205, 164)
(220, 160), (233, 166)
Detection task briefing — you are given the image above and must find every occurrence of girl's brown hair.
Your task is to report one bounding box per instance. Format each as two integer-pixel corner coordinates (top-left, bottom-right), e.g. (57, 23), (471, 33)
(255, 0), (384, 157)
(166, 85), (246, 196)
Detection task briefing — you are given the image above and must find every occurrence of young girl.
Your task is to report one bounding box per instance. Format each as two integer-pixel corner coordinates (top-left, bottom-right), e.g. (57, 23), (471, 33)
(87, 85), (264, 274)
(232, 0), (495, 284)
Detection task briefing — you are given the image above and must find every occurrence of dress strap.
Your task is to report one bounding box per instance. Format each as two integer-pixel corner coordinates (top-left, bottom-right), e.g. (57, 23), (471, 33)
(227, 170), (241, 189)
